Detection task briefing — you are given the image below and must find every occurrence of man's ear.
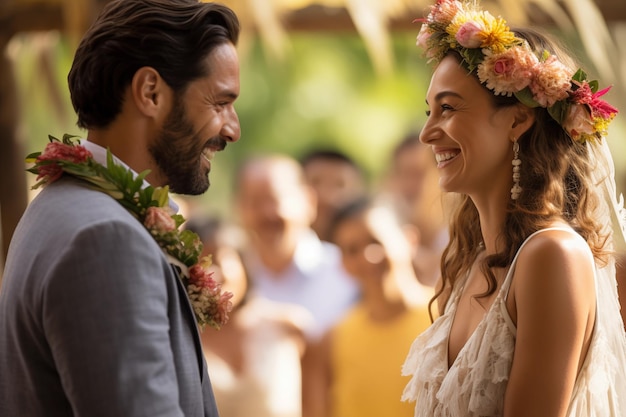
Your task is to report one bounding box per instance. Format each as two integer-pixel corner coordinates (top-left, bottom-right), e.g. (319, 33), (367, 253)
(511, 104), (536, 140)
(130, 66), (168, 118)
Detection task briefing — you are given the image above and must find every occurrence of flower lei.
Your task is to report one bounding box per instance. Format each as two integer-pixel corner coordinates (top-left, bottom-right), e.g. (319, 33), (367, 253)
(27, 134), (233, 330)
(415, 0), (618, 143)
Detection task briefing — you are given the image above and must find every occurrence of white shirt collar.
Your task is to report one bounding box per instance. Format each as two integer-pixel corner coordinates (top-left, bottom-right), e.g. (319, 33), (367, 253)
(80, 140), (179, 212)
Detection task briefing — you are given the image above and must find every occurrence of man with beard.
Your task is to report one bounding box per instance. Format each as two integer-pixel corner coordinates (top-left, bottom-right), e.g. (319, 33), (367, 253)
(0, 1), (240, 416)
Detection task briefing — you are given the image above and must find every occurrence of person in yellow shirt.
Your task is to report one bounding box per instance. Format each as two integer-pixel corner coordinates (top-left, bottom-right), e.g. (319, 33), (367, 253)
(306, 196), (432, 417)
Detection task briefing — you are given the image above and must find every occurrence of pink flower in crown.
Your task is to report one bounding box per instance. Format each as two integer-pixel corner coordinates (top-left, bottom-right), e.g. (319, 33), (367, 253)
(144, 206), (176, 232)
(35, 142), (92, 183)
(429, 0), (462, 27)
(529, 55), (573, 107)
(455, 21), (483, 48)
(562, 103), (595, 142)
(477, 45), (538, 96)
(416, 23), (432, 50)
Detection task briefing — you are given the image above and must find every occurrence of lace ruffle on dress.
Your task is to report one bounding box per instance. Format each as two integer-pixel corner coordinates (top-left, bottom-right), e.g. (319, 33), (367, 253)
(402, 228), (626, 417)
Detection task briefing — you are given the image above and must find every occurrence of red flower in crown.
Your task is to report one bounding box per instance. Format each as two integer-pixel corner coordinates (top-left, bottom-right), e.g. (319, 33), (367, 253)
(589, 87), (618, 119)
(571, 81), (618, 120)
(570, 81), (593, 104)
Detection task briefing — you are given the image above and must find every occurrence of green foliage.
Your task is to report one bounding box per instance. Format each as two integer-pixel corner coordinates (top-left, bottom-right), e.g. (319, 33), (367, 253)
(16, 32), (431, 214)
(547, 100), (569, 126)
(206, 32), (432, 215)
(17, 32), (430, 216)
(514, 87), (540, 108)
(11, 25), (626, 221)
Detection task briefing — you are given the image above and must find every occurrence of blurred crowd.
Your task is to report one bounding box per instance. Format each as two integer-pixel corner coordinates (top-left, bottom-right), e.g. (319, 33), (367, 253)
(183, 131), (449, 417)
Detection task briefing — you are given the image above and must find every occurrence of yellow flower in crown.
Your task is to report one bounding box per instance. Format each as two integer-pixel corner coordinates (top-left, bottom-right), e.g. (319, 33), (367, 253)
(447, 10), (517, 54)
(592, 117), (611, 138)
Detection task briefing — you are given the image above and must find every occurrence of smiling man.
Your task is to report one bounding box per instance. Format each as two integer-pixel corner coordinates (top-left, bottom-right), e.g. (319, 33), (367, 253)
(0, 1), (241, 416)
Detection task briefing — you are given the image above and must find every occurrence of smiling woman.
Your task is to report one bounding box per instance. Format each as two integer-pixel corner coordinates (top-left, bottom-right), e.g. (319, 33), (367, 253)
(401, 1), (626, 417)
(419, 56), (535, 197)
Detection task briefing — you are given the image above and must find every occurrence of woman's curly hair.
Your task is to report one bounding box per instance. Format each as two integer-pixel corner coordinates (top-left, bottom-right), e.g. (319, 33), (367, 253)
(430, 27), (610, 320)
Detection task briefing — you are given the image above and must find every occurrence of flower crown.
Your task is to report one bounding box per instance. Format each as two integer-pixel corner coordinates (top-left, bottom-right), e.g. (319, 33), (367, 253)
(415, 0), (618, 143)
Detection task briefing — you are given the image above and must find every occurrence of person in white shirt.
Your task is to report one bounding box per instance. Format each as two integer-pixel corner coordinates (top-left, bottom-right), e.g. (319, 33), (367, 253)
(234, 153), (360, 342)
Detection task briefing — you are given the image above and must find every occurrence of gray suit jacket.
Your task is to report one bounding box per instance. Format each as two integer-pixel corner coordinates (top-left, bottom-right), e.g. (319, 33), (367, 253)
(0, 177), (220, 417)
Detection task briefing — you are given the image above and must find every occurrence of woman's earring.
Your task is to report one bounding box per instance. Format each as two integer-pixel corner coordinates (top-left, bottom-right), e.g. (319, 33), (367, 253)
(511, 140), (522, 200)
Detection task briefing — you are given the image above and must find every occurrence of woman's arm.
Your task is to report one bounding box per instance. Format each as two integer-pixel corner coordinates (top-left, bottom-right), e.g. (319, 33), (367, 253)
(504, 229), (596, 417)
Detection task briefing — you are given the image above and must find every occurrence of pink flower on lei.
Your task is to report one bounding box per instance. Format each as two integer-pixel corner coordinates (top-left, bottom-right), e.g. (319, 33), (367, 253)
(144, 206), (177, 232)
(142, 207), (233, 329)
(35, 142), (92, 184)
(188, 261), (233, 330)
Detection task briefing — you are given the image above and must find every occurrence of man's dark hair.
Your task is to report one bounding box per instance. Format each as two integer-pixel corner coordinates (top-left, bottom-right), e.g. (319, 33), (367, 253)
(68, 0), (240, 129)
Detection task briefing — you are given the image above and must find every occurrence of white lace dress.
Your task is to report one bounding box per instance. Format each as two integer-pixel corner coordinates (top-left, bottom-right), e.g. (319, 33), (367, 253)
(402, 228), (626, 416)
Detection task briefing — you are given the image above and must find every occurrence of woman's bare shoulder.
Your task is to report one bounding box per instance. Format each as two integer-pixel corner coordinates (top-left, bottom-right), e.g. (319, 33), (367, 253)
(513, 227), (595, 312)
(517, 228), (593, 271)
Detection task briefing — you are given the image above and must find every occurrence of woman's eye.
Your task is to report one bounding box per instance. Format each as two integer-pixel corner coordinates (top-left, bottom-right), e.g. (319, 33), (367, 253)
(441, 104), (453, 111)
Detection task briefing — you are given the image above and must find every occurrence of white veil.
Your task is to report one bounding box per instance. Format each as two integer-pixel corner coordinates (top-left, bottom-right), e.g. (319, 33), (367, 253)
(586, 137), (626, 410)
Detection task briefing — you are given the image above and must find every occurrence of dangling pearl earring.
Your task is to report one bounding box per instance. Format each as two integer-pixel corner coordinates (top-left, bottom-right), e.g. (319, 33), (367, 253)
(511, 139), (522, 200)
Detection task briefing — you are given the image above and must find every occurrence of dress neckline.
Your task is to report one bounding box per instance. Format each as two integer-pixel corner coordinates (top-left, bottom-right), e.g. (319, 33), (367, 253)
(445, 226), (580, 369)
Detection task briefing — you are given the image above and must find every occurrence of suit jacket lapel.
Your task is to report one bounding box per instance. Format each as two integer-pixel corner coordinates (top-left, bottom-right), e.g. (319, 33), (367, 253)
(169, 263), (205, 380)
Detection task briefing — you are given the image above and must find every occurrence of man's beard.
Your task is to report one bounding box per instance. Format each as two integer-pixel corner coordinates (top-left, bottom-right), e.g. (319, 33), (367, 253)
(149, 95), (224, 195)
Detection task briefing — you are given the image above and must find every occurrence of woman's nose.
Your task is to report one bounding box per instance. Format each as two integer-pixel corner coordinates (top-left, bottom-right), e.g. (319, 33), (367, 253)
(419, 116), (436, 144)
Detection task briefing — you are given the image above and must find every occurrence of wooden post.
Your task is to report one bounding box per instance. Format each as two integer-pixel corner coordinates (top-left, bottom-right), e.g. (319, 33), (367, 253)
(0, 36), (28, 277)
